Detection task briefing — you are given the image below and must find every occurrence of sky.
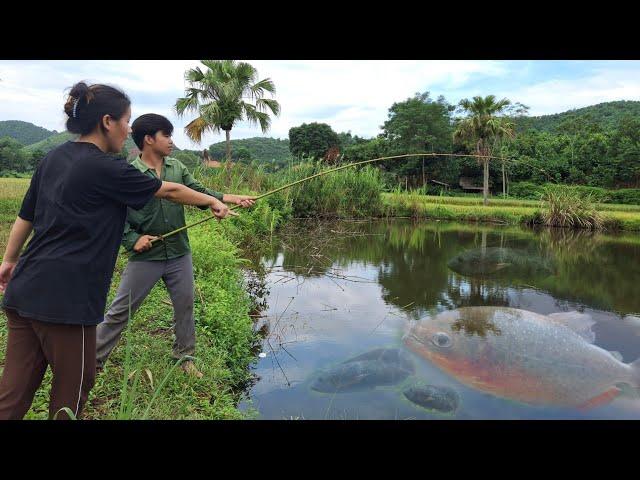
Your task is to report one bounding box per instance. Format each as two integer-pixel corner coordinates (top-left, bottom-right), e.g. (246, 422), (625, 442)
(1, 60), (639, 150)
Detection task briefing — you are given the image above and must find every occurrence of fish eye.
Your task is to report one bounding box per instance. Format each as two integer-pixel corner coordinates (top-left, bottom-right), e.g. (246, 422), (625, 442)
(431, 332), (452, 348)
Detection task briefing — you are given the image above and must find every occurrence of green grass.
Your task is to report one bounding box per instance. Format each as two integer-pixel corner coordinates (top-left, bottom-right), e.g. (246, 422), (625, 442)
(394, 193), (640, 213)
(0, 178), (30, 247)
(539, 187), (605, 230)
(0, 211), (267, 419)
(0, 177), (287, 419)
(381, 192), (640, 231)
(272, 162), (384, 218)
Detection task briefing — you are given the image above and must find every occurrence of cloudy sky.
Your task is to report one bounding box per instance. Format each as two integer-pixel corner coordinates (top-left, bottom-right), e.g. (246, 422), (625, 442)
(1, 60), (639, 150)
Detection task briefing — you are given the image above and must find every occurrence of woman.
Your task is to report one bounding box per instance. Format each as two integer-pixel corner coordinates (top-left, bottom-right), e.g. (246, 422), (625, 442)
(0, 81), (234, 420)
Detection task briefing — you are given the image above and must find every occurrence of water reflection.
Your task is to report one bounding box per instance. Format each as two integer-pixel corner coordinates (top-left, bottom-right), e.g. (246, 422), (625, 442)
(259, 220), (640, 316)
(242, 219), (640, 419)
(450, 310), (503, 337)
(446, 246), (555, 279)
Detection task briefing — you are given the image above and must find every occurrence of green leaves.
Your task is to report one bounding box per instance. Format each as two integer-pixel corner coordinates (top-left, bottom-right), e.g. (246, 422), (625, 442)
(288, 123), (340, 160)
(175, 60), (281, 164)
(453, 95), (525, 204)
(383, 91), (453, 154)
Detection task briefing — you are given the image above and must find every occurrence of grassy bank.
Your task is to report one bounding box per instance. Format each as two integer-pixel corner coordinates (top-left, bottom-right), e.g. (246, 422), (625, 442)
(384, 193), (640, 213)
(380, 193), (640, 231)
(0, 178), (29, 249)
(2, 164), (640, 418)
(0, 177), (286, 419)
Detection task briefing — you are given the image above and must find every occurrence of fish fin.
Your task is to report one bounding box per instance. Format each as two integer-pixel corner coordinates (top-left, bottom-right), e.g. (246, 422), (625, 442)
(578, 386), (622, 411)
(614, 382), (639, 398)
(346, 348), (399, 363)
(609, 350), (624, 361)
(495, 262), (511, 269)
(547, 311), (596, 343)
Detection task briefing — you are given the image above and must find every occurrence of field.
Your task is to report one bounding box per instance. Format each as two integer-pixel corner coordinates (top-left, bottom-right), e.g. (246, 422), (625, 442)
(381, 193), (640, 231)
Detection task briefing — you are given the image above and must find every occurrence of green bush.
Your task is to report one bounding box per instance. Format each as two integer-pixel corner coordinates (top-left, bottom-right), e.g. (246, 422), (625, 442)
(509, 182), (544, 200)
(609, 189), (640, 205)
(509, 182), (640, 205)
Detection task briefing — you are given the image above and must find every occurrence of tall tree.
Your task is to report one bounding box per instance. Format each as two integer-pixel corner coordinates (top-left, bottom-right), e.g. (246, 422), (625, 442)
(381, 92), (454, 185)
(453, 95), (527, 205)
(382, 92), (453, 152)
(175, 60), (280, 166)
(288, 122), (340, 160)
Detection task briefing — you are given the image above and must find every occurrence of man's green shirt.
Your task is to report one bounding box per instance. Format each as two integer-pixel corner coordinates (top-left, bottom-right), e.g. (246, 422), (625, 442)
(122, 156), (223, 261)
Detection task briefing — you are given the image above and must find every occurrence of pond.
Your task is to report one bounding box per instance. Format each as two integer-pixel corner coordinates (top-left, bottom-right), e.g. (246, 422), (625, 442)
(240, 219), (640, 420)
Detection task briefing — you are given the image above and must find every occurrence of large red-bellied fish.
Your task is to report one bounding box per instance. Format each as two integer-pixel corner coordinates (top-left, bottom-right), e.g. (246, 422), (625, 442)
(402, 307), (640, 410)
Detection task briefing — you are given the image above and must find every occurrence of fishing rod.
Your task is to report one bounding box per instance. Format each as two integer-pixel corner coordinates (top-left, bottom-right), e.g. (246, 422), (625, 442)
(149, 152), (531, 246)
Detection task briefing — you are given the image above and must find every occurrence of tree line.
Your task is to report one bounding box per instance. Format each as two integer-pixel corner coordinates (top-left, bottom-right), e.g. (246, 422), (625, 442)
(286, 93), (640, 199)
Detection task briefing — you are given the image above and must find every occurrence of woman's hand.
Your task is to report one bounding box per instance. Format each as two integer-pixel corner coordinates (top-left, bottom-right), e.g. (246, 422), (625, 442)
(223, 194), (256, 208)
(234, 195), (256, 208)
(0, 261), (17, 293)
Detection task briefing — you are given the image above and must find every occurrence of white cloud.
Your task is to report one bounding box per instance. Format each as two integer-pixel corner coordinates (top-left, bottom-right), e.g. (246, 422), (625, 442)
(499, 63), (640, 116)
(243, 60), (508, 140)
(2, 60), (640, 150)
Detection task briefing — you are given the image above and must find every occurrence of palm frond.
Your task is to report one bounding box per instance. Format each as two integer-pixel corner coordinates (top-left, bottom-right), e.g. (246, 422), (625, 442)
(185, 67), (206, 84)
(175, 96), (200, 116)
(200, 102), (225, 124)
(176, 60), (279, 141)
(248, 78), (276, 100)
(243, 103), (271, 133)
(255, 98), (281, 116)
(184, 116), (220, 143)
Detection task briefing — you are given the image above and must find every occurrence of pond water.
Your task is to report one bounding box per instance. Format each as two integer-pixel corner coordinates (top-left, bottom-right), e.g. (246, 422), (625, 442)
(240, 219), (640, 420)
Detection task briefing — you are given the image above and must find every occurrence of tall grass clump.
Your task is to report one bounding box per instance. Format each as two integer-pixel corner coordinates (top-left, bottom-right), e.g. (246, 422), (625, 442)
(540, 186), (605, 230)
(192, 162), (272, 195)
(273, 161), (384, 218)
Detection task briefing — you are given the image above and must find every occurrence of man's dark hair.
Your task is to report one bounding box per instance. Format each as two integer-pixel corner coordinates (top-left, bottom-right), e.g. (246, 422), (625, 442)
(131, 113), (174, 150)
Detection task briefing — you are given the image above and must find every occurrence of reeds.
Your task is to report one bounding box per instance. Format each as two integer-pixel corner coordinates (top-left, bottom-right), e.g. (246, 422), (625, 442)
(540, 186), (605, 230)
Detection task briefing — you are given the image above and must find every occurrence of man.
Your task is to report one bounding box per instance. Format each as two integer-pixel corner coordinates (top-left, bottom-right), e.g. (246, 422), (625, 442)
(96, 113), (254, 377)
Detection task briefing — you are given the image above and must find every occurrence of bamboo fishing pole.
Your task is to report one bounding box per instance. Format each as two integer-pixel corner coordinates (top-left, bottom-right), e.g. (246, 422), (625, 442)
(148, 152), (530, 246)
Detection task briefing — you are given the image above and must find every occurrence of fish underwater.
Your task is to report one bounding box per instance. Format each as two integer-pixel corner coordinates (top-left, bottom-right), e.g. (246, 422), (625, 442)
(447, 247), (555, 279)
(310, 348), (415, 393)
(402, 384), (460, 414)
(402, 307), (640, 409)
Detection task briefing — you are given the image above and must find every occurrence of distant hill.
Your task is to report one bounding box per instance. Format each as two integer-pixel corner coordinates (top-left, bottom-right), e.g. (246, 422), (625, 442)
(22, 132), (140, 157)
(0, 120), (57, 146)
(0, 120), (178, 158)
(21, 131), (75, 153)
(515, 100), (640, 133)
(208, 137), (291, 164)
(5, 100), (640, 162)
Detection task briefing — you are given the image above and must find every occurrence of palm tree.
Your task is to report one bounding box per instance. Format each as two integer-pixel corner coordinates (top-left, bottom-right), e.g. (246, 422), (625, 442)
(175, 60), (280, 166)
(453, 95), (521, 205)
